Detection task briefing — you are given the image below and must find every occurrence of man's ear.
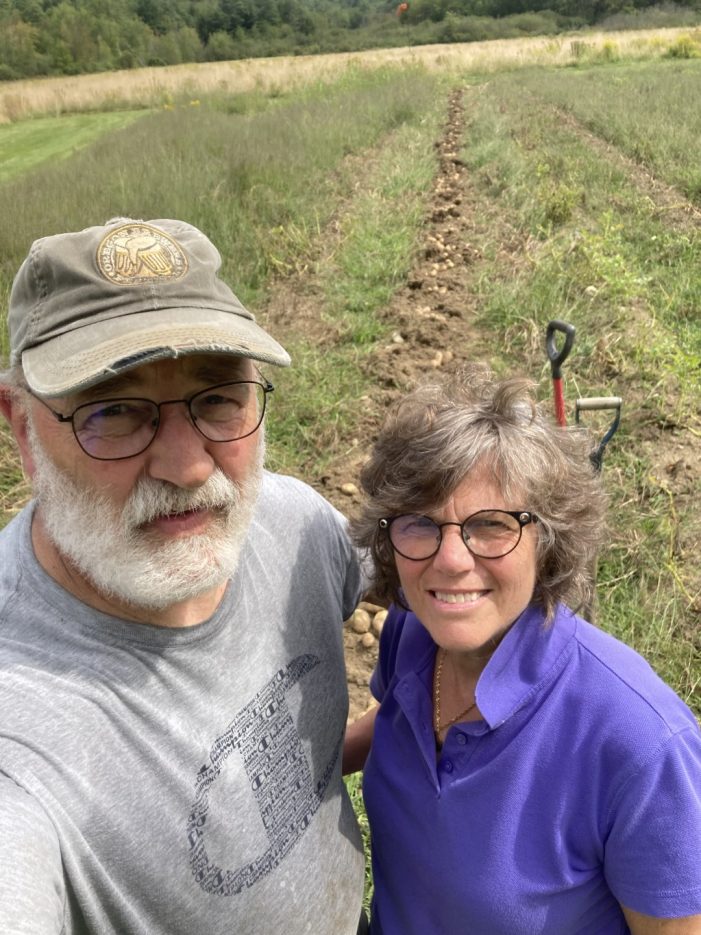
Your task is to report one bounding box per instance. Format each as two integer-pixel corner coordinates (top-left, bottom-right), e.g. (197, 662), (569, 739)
(0, 389), (36, 479)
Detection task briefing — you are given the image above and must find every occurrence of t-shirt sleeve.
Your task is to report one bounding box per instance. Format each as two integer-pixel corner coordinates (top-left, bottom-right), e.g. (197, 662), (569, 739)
(325, 506), (363, 623)
(314, 495), (364, 622)
(604, 724), (701, 917)
(341, 545), (363, 624)
(0, 775), (65, 933)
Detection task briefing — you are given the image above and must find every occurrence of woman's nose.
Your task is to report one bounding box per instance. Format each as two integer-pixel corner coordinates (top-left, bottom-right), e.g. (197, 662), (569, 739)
(431, 524), (477, 573)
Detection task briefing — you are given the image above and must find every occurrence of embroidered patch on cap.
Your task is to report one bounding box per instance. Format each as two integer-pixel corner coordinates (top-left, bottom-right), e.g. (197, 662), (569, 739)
(96, 222), (188, 285)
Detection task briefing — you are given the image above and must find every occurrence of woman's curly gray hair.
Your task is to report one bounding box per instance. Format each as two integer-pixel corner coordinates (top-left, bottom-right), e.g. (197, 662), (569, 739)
(352, 364), (608, 621)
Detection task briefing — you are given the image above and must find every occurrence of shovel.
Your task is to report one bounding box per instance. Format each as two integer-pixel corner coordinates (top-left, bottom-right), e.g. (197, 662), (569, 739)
(545, 320), (576, 427)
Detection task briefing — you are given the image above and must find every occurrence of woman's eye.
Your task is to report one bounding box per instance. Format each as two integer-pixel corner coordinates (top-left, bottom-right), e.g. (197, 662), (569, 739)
(400, 516), (437, 535)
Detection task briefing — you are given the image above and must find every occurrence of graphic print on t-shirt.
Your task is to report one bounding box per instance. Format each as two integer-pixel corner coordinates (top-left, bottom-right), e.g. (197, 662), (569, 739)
(187, 654), (341, 895)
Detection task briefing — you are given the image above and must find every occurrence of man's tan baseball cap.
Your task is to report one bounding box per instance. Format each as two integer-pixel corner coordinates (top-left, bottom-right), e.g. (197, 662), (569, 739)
(8, 217), (291, 397)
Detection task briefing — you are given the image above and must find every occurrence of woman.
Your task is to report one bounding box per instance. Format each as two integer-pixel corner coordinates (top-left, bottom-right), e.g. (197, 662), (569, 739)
(346, 365), (701, 935)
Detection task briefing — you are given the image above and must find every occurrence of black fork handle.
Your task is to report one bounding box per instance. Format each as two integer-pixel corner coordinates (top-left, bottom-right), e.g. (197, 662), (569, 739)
(546, 320), (576, 379)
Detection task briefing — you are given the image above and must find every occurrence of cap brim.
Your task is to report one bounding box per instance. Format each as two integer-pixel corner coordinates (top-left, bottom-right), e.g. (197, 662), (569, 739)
(21, 306), (291, 397)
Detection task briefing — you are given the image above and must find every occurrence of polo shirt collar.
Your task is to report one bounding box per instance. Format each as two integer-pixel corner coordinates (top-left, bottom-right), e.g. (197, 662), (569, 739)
(394, 603), (578, 731)
(476, 603), (577, 728)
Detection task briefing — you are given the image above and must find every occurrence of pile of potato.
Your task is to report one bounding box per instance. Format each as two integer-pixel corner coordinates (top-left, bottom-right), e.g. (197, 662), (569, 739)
(345, 601), (388, 650)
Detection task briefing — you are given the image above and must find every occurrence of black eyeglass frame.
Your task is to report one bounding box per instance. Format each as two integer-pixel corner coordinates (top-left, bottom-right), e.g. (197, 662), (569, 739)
(379, 509), (538, 561)
(30, 378), (274, 461)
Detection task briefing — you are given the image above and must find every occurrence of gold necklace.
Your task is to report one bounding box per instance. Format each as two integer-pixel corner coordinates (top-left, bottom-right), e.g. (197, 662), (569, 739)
(433, 647), (477, 735)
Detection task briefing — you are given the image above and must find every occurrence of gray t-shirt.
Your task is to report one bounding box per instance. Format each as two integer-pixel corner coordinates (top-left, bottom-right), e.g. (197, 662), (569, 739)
(0, 471), (365, 934)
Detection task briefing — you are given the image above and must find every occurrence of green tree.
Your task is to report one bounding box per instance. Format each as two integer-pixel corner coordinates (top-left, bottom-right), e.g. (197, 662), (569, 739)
(0, 15), (42, 77)
(194, 0), (228, 40)
(204, 27), (239, 58)
(136, 0), (175, 33)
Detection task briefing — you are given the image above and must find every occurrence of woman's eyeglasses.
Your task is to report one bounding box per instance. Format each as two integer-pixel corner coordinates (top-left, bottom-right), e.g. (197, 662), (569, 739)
(379, 509), (537, 561)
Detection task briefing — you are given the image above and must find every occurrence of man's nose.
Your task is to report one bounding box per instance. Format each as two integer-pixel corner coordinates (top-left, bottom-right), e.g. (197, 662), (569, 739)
(144, 402), (215, 488)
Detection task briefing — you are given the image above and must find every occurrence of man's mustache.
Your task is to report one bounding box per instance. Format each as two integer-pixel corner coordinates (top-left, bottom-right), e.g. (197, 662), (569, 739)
(122, 473), (242, 530)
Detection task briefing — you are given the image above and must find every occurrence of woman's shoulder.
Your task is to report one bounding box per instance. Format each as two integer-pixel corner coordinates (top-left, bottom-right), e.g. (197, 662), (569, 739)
(568, 612), (698, 738)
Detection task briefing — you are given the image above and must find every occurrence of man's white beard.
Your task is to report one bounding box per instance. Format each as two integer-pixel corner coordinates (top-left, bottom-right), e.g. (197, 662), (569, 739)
(28, 425), (264, 613)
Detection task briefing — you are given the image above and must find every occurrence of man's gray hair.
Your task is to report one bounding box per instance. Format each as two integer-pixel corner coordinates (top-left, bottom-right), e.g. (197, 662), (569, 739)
(352, 363), (608, 621)
(0, 363), (26, 393)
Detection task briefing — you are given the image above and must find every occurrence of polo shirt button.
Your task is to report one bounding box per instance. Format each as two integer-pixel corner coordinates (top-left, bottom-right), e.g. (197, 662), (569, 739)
(443, 760), (454, 773)
(456, 732), (467, 745)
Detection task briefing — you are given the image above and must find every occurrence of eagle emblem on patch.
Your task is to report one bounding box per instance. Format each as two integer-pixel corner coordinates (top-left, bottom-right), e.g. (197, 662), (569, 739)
(97, 223), (188, 284)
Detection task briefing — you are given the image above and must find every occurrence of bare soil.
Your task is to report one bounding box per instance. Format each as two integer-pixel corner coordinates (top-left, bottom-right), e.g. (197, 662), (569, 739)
(264, 89), (499, 720)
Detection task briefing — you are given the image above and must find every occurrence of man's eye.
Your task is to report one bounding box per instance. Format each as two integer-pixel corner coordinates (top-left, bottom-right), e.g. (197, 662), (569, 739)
(201, 394), (238, 407)
(77, 401), (152, 437)
(95, 403), (135, 419)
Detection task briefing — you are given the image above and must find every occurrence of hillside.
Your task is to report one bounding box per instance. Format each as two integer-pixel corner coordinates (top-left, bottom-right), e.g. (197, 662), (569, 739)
(1, 0), (700, 79)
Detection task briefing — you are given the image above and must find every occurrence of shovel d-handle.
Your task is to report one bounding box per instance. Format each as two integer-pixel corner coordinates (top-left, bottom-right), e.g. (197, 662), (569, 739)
(575, 396), (623, 472)
(546, 320), (576, 379)
(546, 320), (576, 427)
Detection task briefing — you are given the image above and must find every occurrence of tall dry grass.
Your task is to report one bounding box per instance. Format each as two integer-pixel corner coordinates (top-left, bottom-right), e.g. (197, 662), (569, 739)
(0, 27), (693, 123)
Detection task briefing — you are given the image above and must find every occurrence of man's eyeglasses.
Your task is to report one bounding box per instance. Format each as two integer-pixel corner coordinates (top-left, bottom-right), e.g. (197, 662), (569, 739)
(379, 509), (537, 561)
(32, 379), (273, 461)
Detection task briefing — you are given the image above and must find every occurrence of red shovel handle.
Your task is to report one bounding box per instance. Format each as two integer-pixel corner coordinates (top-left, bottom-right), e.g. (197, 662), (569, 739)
(553, 378), (567, 428)
(546, 320), (576, 427)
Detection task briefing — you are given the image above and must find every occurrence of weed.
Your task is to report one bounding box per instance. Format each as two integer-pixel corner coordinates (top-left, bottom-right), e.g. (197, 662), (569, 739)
(665, 33), (701, 58)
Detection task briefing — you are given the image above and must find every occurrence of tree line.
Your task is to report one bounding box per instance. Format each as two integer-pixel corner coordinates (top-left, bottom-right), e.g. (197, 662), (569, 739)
(0, 0), (699, 81)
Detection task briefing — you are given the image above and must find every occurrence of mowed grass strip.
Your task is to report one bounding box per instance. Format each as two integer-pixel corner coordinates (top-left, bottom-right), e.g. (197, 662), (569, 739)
(0, 110), (149, 183)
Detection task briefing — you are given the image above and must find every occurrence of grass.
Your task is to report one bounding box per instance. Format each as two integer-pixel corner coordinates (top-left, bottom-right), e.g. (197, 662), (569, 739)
(452, 65), (701, 713)
(345, 773), (373, 916)
(513, 58), (701, 201)
(0, 110), (148, 183)
(323, 117), (440, 341)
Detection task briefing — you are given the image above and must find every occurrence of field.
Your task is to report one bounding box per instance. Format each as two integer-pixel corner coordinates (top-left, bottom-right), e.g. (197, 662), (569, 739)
(1, 31), (700, 901)
(1, 25), (698, 124)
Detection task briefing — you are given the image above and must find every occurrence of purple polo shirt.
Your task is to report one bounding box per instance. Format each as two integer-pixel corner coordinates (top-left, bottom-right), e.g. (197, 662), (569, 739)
(364, 603), (701, 934)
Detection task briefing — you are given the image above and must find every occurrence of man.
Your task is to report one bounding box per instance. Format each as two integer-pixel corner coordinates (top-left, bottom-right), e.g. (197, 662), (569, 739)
(0, 217), (366, 933)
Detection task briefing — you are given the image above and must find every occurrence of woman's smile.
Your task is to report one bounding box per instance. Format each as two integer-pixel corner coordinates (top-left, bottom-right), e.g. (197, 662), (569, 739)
(395, 467), (538, 660)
